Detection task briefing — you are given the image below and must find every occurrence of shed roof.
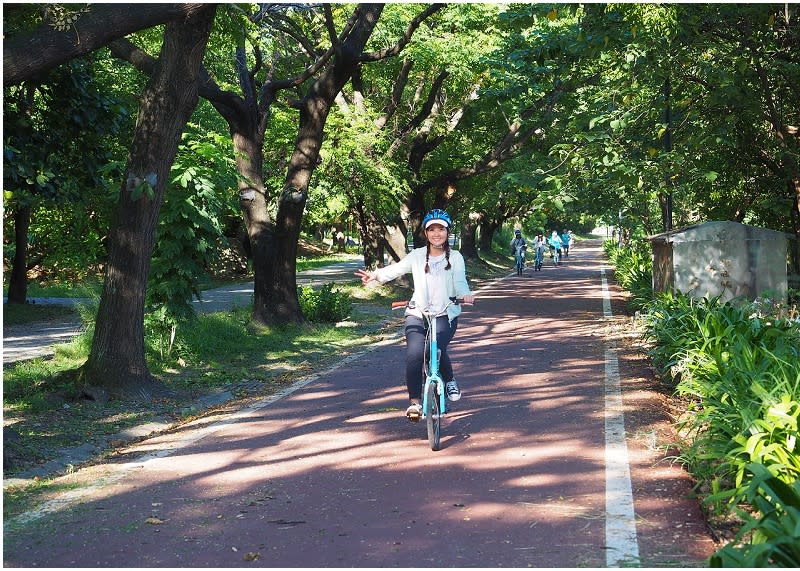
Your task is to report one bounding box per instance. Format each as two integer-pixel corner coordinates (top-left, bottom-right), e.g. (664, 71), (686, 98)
(647, 220), (789, 244)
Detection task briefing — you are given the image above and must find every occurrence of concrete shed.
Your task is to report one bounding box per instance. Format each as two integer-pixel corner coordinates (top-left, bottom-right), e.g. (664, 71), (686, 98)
(648, 221), (788, 303)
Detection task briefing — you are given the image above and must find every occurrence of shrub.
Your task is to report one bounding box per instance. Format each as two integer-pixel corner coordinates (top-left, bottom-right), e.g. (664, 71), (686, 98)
(639, 293), (800, 513)
(604, 239), (653, 310)
(710, 464), (800, 567)
(297, 283), (351, 323)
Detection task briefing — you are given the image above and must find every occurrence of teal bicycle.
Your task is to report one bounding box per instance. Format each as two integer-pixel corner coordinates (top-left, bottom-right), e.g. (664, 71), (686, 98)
(514, 244), (527, 276)
(392, 297), (470, 450)
(549, 244), (560, 266)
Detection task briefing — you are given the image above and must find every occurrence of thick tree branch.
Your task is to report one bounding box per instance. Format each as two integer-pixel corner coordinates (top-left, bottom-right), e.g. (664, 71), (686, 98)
(108, 37), (246, 126)
(386, 69), (449, 156)
(270, 13), (320, 58)
(4, 4), (211, 86)
(324, 4), (341, 54)
(375, 58), (414, 129)
(360, 4), (444, 62)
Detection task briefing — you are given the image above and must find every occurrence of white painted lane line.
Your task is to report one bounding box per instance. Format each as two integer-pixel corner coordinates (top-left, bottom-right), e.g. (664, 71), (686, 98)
(601, 268), (640, 567)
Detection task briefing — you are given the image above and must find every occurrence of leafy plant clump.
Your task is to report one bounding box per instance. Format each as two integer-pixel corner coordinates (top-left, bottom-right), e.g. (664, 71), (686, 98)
(710, 464), (800, 567)
(297, 283), (352, 323)
(605, 241), (800, 566)
(638, 292), (799, 565)
(641, 292), (799, 504)
(603, 239), (653, 310)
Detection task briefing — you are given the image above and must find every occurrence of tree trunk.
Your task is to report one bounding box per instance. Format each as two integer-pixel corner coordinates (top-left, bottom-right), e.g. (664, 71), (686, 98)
(790, 186), (800, 281)
(7, 204), (31, 304)
(356, 203), (383, 270)
(251, 4), (383, 325)
(230, 125), (280, 327)
(408, 188), (427, 248)
(478, 220), (499, 253)
(383, 215), (408, 263)
(79, 6), (216, 401)
(460, 218), (479, 261)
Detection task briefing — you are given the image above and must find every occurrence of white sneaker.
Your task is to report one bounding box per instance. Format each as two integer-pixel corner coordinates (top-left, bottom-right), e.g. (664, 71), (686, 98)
(446, 379), (461, 402)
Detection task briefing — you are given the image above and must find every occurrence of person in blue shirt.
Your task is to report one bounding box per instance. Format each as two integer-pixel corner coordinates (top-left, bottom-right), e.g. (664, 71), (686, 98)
(549, 230), (563, 261)
(560, 229), (571, 258)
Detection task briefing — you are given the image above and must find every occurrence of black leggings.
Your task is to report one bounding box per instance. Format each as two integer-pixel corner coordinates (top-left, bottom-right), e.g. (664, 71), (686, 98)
(404, 314), (458, 400)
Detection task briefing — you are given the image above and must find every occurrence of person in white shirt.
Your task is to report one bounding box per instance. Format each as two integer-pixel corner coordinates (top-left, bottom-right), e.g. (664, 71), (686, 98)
(533, 232), (547, 271)
(356, 209), (475, 421)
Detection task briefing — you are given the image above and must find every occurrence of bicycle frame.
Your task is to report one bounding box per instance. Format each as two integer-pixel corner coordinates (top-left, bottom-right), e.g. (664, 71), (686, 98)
(534, 248), (544, 268)
(514, 245), (526, 275)
(420, 308), (447, 422)
(549, 245), (560, 265)
(392, 298), (469, 450)
(391, 300), (453, 420)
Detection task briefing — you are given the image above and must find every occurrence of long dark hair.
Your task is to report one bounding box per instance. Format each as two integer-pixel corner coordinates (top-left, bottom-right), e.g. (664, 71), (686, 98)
(425, 240), (452, 273)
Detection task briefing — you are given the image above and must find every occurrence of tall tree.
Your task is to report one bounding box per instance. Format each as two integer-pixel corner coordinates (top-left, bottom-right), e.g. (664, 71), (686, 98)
(111, 3), (441, 325)
(3, 60), (128, 304)
(79, 5), (217, 400)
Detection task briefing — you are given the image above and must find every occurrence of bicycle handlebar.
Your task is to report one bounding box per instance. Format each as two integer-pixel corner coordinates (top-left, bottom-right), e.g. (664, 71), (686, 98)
(391, 297), (473, 311)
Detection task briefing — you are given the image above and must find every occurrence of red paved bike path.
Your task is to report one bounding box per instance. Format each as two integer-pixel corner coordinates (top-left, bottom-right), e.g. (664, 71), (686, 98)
(4, 242), (716, 567)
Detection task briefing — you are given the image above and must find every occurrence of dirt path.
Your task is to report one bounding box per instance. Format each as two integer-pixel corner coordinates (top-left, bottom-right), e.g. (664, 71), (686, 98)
(3, 242), (718, 567)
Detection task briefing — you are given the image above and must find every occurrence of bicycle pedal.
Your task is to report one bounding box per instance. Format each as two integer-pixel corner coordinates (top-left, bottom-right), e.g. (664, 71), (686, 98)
(406, 409), (421, 422)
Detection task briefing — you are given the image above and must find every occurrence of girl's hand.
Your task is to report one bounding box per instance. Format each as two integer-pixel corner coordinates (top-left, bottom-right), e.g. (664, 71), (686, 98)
(355, 268), (375, 285)
(462, 294), (475, 305)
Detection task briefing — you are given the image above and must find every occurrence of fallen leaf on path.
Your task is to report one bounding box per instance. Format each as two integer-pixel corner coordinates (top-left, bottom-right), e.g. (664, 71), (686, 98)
(244, 552), (260, 561)
(268, 519), (306, 526)
(145, 517), (164, 525)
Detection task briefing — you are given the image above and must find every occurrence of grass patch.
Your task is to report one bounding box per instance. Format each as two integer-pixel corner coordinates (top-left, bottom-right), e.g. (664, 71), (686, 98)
(296, 253), (360, 272)
(3, 303), (80, 326)
(3, 479), (85, 522)
(4, 277), (104, 299)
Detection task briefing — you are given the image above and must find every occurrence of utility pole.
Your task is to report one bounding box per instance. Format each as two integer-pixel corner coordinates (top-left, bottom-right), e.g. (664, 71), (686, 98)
(663, 74), (674, 231)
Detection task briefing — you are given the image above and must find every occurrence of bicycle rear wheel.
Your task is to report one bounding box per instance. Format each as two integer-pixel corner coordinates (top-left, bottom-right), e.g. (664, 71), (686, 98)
(425, 381), (441, 451)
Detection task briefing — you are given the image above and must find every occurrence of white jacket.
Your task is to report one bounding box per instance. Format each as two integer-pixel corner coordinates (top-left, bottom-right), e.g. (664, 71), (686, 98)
(373, 246), (472, 323)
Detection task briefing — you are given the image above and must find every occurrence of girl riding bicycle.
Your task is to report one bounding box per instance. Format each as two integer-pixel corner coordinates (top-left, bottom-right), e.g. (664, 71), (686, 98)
(355, 209), (475, 421)
(533, 232), (547, 271)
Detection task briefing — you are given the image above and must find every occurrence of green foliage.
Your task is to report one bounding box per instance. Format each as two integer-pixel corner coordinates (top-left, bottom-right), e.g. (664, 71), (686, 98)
(710, 464), (800, 567)
(3, 58), (130, 282)
(604, 239), (653, 310)
(297, 283), (352, 323)
(146, 128), (238, 357)
(620, 273), (800, 566)
(316, 108), (411, 222)
(639, 293), (800, 513)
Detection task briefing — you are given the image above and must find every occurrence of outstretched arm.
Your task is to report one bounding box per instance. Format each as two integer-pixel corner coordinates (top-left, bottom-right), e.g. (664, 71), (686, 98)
(355, 269), (375, 285)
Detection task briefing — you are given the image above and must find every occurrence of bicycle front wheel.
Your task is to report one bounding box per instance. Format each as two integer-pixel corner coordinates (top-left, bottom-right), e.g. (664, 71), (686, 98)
(425, 381), (441, 451)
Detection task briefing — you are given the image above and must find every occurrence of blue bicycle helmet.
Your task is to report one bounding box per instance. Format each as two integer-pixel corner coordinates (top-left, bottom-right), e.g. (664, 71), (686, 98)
(422, 209), (452, 230)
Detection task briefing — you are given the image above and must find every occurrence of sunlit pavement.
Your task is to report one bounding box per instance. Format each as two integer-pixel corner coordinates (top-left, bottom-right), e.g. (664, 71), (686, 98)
(3, 242), (718, 567)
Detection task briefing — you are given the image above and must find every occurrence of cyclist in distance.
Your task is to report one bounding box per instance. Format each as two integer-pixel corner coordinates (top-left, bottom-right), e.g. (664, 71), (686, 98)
(560, 229), (571, 258)
(510, 229), (527, 257)
(510, 229), (527, 275)
(355, 209), (475, 421)
(549, 230), (563, 261)
(533, 231), (547, 271)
